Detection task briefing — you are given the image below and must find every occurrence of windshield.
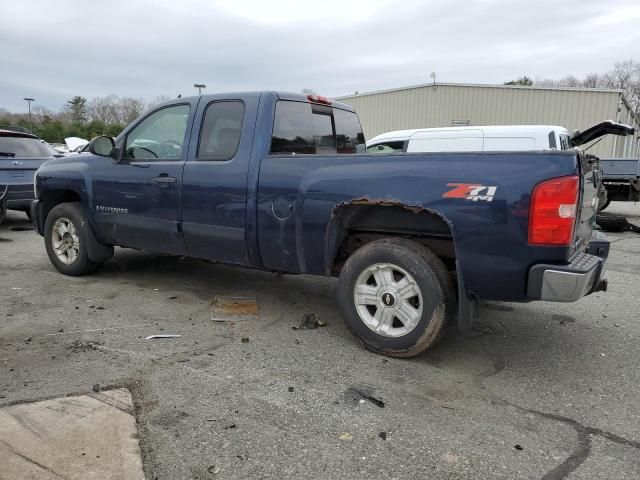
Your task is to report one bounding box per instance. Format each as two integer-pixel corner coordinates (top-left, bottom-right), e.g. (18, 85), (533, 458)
(0, 136), (51, 158)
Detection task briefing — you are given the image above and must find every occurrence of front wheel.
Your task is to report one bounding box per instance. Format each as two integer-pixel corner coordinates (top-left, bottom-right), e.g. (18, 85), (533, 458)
(337, 238), (455, 358)
(44, 202), (102, 276)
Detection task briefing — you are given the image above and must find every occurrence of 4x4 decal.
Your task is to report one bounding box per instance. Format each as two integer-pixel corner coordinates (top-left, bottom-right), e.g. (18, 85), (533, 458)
(443, 183), (497, 202)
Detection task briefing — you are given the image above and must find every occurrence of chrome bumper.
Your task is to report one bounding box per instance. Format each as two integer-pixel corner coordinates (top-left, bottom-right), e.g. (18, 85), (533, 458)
(527, 232), (609, 302)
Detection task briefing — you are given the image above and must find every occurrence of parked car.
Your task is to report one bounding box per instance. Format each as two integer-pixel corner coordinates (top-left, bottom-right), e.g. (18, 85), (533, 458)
(32, 91), (609, 357)
(41, 141), (66, 158)
(597, 157), (640, 210)
(366, 122), (633, 155)
(0, 129), (54, 224)
(64, 137), (89, 153)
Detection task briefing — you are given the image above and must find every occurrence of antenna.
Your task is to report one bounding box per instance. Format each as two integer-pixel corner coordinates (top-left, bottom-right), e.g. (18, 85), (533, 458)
(430, 72), (436, 85)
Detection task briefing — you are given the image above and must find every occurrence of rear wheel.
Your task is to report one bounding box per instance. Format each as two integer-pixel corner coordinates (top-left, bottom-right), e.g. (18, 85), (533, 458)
(44, 202), (102, 276)
(337, 238), (455, 357)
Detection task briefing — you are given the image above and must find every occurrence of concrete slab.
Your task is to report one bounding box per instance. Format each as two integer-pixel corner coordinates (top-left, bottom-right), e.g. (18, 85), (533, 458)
(0, 389), (144, 480)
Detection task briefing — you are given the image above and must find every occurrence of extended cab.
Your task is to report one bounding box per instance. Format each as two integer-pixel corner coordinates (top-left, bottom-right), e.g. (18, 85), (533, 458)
(32, 91), (610, 357)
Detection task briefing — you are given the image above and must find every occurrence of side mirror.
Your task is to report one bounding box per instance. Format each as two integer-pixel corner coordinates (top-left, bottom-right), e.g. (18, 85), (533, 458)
(88, 136), (116, 157)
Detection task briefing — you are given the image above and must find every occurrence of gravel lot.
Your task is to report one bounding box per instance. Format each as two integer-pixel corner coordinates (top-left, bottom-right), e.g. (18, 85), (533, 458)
(1, 203), (640, 480)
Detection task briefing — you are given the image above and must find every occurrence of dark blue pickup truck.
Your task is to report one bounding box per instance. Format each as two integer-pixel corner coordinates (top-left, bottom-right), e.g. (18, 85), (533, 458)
(32, 91), (610, 356)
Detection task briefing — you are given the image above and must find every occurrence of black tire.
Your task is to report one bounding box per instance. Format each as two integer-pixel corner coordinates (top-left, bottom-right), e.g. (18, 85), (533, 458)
(337, 238), (456, 358)
(44, 202), (102, 276)
(597, 198), (611, 212)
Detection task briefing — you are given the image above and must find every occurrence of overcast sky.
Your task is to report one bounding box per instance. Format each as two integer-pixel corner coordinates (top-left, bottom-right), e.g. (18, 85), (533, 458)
(1, 0), (639, 112)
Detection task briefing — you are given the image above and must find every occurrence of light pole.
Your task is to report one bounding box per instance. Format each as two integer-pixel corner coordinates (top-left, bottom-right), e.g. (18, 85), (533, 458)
(193, 84), (206, 95)
(23, 97), (35, 131)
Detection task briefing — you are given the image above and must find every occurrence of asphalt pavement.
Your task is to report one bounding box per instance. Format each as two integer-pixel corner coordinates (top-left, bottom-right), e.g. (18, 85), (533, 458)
(1, 203), (639, 479)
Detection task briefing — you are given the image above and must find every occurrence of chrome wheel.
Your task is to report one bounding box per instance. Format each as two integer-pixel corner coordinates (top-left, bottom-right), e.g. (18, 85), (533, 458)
(353, 263), (423, 338)
(51, 217), (79, 265)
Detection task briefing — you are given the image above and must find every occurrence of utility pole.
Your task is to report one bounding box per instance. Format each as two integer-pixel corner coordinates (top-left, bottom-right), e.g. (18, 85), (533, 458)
(23, 97), (35, 131)
(193, 84), (206, 95)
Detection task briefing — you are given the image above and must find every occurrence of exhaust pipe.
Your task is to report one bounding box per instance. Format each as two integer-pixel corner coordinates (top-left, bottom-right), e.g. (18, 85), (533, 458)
(594, 278), (608, 293)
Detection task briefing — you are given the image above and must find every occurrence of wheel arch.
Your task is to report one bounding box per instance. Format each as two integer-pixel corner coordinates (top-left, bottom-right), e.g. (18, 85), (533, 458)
(39, 191), (113, 264)
(326, 198), (477, 334)
(38, 189), (83, 233)
(326, 199), (456, 276)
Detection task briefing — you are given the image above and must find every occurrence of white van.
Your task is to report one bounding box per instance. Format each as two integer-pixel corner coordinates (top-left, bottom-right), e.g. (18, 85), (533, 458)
(366, 125), (573, 154)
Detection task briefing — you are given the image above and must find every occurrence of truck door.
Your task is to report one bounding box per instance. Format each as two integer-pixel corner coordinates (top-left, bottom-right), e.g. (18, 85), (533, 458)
(180, 94), (259, 265)
(92, 102), (194, 254)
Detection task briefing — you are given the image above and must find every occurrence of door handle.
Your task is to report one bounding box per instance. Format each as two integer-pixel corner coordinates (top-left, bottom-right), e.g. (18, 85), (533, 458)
(152, 174), (177, 184)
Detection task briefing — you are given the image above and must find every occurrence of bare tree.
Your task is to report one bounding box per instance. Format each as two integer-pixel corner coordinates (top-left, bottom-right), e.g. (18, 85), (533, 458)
(87, 95), (120, 124)
(117, 97), (146, 124)
(149, 95), (171, 108)
(612, 59), (638, 90)
(582, 73), (600, 88)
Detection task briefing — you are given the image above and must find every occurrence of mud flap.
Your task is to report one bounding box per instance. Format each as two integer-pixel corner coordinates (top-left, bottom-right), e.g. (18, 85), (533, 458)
(456, 259), (475, 335)
(82, 215), (114, 263)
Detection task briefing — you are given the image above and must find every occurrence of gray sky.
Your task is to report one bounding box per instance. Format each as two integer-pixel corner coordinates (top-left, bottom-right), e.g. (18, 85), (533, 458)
(1, 0), (639, 112)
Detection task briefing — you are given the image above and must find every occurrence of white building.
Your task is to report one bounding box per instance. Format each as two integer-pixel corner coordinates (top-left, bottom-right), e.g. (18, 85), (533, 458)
(337, 82), (640, 158)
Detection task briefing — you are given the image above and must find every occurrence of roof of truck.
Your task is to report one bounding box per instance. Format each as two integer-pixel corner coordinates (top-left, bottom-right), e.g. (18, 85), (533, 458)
(167, 91), (355, 112)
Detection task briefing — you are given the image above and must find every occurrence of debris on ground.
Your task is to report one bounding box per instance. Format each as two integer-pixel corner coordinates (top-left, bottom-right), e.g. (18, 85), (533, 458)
(514, 444), (523, 450)
(224, 424), (236, 430)
(293, 313), (326, 330)
(349, 387), (386, 408)
(211, 296), (258, 321)
(338, 432), (353, 441)
(207, 465), (221, 475)
(378, 432), (387, 440)
(92, 384), (100, 392)
(145, 334), (182, 340)
(241, 337), (249, 343)
(288, 387), (294, 392)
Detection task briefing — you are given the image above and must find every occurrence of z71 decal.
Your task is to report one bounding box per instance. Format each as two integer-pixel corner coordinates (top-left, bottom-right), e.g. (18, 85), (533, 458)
(443, 183), (498, 202)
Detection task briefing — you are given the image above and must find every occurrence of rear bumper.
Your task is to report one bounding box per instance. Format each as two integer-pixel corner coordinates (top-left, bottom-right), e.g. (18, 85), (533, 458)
(3, 184), (35, 210)
(527, 231), (609, 302)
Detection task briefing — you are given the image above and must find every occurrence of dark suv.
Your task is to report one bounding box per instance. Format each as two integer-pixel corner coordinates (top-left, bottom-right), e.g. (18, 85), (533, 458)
(0, 129), (54, 224)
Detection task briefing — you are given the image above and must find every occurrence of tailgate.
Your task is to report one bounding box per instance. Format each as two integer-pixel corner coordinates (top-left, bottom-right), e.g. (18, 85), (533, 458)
(573, 152), (599, 252)
(0, 158), (45, 185)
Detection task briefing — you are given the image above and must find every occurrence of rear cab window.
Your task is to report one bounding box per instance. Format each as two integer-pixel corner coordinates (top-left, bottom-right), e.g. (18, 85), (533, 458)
(0, 135), (50, 158)
(270, 100), (365, 155)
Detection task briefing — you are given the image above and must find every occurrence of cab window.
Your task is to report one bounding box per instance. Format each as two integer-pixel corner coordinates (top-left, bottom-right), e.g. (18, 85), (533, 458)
(124, 104), (190, 161)
(270, 100), (365, 155)
(559, 134), (572, 150)
(197, 101), (245, 160)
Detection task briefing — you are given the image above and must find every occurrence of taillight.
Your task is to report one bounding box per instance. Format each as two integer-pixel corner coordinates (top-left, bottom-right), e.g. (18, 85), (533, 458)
(528, 175), (579, 246)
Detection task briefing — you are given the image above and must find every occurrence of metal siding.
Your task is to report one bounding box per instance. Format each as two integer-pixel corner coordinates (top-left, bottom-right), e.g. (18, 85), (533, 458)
(341, 85), (636, 158)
